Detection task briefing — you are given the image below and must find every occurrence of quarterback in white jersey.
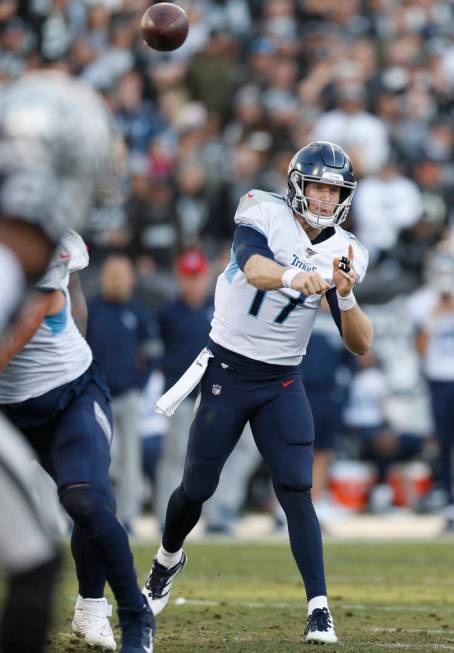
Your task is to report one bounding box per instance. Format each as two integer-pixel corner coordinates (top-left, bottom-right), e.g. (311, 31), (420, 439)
(144, 142), (372, 646)
(211, 189), (369, 365)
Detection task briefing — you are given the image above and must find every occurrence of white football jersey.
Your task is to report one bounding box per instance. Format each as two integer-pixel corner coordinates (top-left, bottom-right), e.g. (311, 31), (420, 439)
(0, 230), (92, 403)
(210, 190), (368, 365)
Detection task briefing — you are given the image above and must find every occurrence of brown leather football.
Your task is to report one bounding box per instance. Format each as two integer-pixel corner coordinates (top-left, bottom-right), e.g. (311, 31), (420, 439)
(141, 3), (189, 52)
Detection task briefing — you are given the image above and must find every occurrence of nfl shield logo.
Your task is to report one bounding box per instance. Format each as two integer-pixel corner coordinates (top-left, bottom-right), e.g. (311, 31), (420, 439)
(212, 384), (222, 396)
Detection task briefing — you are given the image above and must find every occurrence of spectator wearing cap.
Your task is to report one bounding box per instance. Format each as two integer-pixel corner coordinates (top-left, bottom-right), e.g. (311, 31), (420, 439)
(155, 249), (214, 525)
(86, 255), (160, 531)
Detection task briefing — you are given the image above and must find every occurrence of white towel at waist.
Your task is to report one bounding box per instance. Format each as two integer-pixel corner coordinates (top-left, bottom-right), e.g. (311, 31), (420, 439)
(155, 347), (214, 416)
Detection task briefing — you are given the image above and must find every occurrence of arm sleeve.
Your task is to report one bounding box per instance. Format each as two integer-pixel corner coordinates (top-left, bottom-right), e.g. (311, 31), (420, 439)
(326, 288), (342, 336)
(233, 225), (275, 271)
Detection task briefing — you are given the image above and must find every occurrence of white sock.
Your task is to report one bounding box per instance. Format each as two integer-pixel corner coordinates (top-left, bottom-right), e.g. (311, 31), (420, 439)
(156, 545), (182, 568)
(308, 595), (328, 615)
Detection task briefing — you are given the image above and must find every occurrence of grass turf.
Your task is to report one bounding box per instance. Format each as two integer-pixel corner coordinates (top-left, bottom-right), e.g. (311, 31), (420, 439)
(43, 539), (454, 652)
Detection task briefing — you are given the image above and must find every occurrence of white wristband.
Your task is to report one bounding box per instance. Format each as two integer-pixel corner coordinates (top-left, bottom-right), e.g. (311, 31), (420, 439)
(337, 289), (357, 311)
(281, 268), (300, 289)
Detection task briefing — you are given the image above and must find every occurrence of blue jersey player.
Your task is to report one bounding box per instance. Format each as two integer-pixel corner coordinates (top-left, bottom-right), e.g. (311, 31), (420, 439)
(143, 141), (373, 644)
(0, 230), (155, 653)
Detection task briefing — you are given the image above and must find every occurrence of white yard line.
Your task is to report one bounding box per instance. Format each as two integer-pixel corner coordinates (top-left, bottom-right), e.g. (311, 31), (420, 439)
(330, 576), (454, 586)
(174, 598), (300, 609)
(369, 627), (454, 635)
(174, 598), (454, 613)
(343, 603), (453, 612)
(375, 645), (454, 651)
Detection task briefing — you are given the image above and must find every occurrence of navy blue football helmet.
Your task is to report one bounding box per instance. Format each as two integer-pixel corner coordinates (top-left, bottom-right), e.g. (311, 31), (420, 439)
(286, 141), (357, 229)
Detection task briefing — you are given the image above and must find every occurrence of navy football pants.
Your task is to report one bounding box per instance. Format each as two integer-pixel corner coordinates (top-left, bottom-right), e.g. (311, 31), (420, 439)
(2, 362), (146, 612)
(163, 340), (327, 600)
(429, 380), (454, 503)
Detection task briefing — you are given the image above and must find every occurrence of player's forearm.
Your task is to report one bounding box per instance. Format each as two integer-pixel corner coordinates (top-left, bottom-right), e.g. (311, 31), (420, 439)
(340, 304), (373, 355)
(244, 255), (287, 290)
(68, 272), (88, 336)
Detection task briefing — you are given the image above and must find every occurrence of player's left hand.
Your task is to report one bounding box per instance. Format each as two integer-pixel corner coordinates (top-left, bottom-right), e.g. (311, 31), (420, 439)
(332, 244), (358, 297)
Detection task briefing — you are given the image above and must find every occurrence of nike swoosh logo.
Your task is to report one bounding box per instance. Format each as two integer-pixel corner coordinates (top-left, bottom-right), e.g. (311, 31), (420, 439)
(281, 379), (295, 388)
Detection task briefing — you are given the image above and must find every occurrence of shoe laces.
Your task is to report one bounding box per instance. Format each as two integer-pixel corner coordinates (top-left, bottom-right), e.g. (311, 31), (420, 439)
(305, 607), (332, 635)
(145, 557), (182, 598)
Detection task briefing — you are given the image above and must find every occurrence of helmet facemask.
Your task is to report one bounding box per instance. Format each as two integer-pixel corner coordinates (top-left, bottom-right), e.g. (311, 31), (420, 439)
(288, 170), (356, 230)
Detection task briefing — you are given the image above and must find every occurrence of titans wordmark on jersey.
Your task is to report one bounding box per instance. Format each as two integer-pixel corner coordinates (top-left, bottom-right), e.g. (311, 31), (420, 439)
(210, 190), (369, 365)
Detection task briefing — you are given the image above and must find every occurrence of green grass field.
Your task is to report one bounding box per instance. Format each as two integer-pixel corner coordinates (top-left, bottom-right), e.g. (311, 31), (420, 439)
(44, 540), (454, 653)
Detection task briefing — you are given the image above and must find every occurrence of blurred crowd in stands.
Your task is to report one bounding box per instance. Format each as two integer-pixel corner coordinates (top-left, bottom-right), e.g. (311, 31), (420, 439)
(3, 0), (454, 528)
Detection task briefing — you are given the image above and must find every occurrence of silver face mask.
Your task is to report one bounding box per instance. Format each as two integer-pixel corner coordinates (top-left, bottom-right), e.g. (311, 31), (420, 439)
(0, 71), (123, 242)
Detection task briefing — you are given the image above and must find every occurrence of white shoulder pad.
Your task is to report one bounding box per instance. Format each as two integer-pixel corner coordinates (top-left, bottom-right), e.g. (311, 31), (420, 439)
(341, 229), (369, 283)
(60, 229), (89, 273)
(234, 190), (285, 237)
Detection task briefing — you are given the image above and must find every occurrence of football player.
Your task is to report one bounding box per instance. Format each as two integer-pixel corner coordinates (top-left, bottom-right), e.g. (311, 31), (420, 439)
(0, 69), (114, 653)
(0, 71), (154, 653)
(144, 141), (372, 644)
(0, 230), (155, 653)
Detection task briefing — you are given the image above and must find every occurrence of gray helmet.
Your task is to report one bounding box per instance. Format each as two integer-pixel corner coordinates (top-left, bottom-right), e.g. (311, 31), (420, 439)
(0, 71), (122, 243)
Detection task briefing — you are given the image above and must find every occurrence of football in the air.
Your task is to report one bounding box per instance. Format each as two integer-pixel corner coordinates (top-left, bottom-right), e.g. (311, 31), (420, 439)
(141, 3), (189, 52)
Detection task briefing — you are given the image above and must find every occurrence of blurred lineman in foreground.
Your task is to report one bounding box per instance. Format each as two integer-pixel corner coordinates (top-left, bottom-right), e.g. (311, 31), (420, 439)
(0, 232), (155, 653)
(0, 70), (115, 653)
(0, 71), (154, 653)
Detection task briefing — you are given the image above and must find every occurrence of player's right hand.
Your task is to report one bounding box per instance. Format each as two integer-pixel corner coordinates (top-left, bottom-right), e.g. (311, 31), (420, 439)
(291, 271), (329, 295)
